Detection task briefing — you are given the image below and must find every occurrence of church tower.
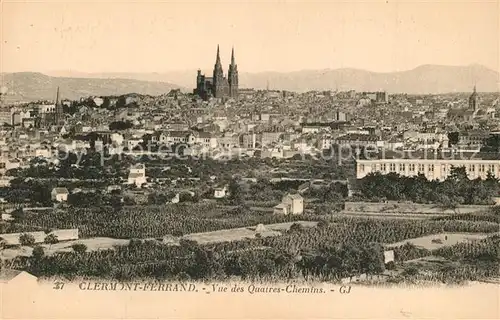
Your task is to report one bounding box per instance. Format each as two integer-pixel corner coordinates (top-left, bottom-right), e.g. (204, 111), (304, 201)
(212, 45), (227, 98)
(55, 86), (64, 124)
(469, 85), (479, 111)
(228, 46), (239, 98)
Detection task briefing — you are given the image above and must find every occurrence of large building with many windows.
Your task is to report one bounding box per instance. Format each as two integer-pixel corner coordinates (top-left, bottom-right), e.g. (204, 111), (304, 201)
(356, 152), (500, 181)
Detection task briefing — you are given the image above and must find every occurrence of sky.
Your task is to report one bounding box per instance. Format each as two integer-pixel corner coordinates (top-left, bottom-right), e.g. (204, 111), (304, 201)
(1, 0), (499, 74)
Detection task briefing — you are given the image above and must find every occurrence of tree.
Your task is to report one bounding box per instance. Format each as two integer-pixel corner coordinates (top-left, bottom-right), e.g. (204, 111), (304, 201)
(386, 261), (396, 270)
(44, 234), (59, 245)
(228, 179), (244, 205)
(480, 135), (500, 152)
(447, 166), (468, 183)
(116, 96), (127, 109)
(314, 204), (331, 215)
(402, 265), (419, 277)
(19, 233), (36, 246)
(447, 132), (459, 146)
(109, 120), (133, 131)
(32, 246), (45, 260)
(11, 207), (26, 220)
(289, 223), (304, 233)
(72, 243), (87, 254)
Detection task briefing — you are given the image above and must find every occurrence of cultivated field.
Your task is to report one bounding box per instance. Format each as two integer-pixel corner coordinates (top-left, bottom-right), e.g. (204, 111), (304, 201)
(181, 221), (318, 244)
(344, 202), (491, 215)
(386, 233), (494, 250)
(0, 237), (131, 259)
(1, 221), (320, 258)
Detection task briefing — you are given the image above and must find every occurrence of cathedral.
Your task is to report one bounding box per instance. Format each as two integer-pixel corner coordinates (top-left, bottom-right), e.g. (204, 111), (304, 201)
(194, 45), (239, 100)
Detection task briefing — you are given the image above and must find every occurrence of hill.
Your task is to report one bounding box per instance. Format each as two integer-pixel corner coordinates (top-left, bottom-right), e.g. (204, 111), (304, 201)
(240, 64), (500, 93)
(48, 64), (499, 94)
(0, 72), (184, 103)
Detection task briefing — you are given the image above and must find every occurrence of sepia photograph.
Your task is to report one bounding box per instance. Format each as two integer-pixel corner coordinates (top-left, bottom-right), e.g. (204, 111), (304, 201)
(0, 0), (499, 319)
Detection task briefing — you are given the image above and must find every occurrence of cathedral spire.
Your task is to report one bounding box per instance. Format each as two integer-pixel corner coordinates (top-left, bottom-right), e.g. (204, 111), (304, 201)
(216, 44), (221, 65)
(231, 46), (235, 65)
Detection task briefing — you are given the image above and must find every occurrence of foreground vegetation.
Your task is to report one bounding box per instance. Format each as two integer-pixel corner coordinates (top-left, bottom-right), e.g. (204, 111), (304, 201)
(8, 214), (499, 284)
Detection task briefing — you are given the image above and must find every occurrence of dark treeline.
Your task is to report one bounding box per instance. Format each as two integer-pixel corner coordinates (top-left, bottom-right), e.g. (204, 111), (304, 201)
(357, 167), (499, 205)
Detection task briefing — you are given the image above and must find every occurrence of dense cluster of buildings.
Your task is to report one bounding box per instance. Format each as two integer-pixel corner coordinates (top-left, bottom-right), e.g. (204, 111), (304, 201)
(0, 48), (499, 200)
(0, 87), (66, 128)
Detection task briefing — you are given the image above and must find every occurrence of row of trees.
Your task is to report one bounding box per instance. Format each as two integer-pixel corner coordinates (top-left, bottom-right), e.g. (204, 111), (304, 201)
(357, 167), (499, 205)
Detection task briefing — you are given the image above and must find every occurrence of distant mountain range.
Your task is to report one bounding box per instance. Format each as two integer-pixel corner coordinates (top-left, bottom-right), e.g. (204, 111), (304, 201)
(1, 64), (499, 103)
(0, 72), (184, 103)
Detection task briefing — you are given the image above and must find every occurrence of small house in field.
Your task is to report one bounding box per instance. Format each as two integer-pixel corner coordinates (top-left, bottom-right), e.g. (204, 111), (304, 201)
(273, 193), (304, 215)
(214, 186), (227, 198)
(127, 164), (147, 188)
(51, 187), (69, 202)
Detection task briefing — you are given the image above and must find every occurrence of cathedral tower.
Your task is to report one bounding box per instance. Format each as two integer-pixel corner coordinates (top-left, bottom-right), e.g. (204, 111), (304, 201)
(228, 46), (239, 98)
(212, 45), (228, 98)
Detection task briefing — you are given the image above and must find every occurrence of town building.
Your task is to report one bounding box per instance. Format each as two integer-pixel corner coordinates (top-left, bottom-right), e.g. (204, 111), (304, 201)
(127, 164), (147, 187)
(273, 193), (304, 215)
(51, 187), (69, 202)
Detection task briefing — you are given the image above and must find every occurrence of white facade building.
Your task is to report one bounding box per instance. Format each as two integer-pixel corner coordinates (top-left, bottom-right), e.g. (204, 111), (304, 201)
(127, 164), (147, 187)
(274, 193), (304, 215)
(356, 157), (500, 181)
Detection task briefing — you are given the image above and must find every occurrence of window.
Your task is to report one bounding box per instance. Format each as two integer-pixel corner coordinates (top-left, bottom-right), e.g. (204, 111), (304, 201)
(381, 164), (386, 171)
(418, 164), (425, 172)
(389, 163), (396, 172)
(409, 164), (415, 172)
(360, 164), (365, 171)
(469, 164), (475, 173)
(429, 164), (434, 172)
(479, 164), (485, 172)
(399, 164), (405, 171)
